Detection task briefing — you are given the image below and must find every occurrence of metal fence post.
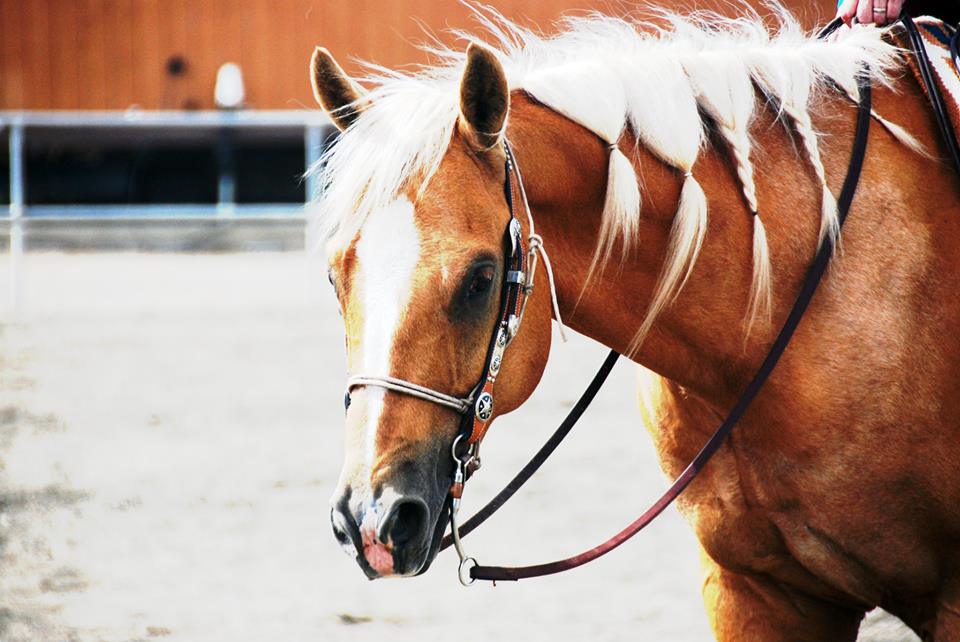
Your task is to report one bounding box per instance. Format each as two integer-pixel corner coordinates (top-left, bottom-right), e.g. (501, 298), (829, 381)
(216, 124), (236, 217)
(8, 121), (25, 313)
(304, 124), (322, 205)
(303, 124), (324, 252)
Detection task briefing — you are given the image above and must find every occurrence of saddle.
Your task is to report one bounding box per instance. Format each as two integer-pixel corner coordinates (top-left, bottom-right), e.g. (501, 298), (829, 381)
(892, 16), (960, 176)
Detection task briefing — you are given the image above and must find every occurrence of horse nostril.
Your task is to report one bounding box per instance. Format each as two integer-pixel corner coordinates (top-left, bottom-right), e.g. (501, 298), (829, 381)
(330, 510), (354, 548)
(385, 500), (428, 549)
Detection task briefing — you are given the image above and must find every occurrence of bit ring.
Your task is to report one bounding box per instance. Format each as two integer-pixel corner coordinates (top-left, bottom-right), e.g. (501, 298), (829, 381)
(458, 557), (478, 586)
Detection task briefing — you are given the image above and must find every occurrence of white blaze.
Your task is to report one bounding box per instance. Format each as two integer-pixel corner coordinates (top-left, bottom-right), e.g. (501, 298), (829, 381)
(354, 198), (421, 471)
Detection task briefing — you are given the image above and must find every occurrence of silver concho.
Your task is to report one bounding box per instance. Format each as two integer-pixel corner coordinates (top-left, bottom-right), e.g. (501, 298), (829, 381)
(490, 353), (502, 375)
(507, 316), (521, 341)
(509, 218), (522, 254)
(475, 392), (494, 422)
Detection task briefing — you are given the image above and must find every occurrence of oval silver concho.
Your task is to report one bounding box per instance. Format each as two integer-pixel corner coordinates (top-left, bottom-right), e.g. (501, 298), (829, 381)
(490, 353), (502, 375)
(475, 392), (494, 422)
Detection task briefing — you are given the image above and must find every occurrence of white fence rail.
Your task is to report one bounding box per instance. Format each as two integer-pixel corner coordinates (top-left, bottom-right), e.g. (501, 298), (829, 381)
(1, 109), (334, 312)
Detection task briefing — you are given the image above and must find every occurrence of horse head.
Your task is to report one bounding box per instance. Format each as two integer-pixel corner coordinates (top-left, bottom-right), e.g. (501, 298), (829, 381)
(312, 44), (554, 578)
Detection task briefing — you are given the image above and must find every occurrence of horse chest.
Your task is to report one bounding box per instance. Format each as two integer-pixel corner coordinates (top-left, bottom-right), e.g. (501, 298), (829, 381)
(670, 440), (883, 606)
(664, 409), (944, 610)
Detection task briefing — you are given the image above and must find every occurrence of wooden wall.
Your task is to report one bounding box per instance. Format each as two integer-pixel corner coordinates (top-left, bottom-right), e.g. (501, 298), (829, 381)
(0, 0), (837, 111)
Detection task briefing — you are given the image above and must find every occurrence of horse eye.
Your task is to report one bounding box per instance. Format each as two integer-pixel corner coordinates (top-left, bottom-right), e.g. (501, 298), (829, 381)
(467, 265), (495, 297)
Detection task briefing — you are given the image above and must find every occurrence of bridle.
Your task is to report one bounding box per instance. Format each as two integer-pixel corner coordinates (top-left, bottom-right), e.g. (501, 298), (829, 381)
(345, 16), (882, 586)
(344, 139), (569, 580)
(346, 140), (567, 439)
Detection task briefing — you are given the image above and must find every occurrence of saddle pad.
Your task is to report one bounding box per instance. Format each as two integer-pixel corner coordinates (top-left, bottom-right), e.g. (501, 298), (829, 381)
(892, 17), (960, 139)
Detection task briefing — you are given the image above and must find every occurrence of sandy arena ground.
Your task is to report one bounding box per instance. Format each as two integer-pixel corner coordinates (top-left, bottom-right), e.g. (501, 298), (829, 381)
(0, 252), (917, 641)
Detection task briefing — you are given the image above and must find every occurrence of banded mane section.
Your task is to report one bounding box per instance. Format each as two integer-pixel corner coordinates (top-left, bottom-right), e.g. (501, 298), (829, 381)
(315, 5), (913, 347)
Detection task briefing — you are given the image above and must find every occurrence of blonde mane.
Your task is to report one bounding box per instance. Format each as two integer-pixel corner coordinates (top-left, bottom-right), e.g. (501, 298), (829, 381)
(314, 4), (915, 347)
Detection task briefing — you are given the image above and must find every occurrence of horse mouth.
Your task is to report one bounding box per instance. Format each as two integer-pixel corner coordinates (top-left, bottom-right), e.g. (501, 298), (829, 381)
(415, 497), (451, 576)
(351, 497), (449, 580)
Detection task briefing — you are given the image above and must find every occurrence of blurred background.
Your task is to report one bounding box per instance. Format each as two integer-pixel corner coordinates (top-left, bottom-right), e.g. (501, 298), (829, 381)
(0, 1), (914, 641)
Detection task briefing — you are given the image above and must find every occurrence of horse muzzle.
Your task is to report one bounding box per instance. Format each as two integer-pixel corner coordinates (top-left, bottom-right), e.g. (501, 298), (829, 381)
(330, 485), (446, 578)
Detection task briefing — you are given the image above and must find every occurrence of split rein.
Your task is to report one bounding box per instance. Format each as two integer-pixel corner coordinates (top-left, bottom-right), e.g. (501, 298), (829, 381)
(347, 18), (874, 585)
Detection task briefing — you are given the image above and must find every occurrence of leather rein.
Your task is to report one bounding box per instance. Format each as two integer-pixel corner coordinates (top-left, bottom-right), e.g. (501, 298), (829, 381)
(347, 17), (887, 585)
(457, 83), (872, 586)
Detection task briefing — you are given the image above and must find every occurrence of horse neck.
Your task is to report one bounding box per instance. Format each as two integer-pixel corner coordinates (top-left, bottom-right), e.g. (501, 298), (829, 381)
(507, 91), (860, 403)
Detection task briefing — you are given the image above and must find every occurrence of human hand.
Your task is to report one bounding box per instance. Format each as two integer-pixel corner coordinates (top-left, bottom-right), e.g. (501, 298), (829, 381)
(836, 0), (904, 26)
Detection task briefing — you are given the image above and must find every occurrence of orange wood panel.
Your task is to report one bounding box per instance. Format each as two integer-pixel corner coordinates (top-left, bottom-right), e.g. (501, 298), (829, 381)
(169, 1), (193, 106)
(130, 0), (163, 109)
(0, 0), (839, 110)
(19, 0), (55, 108)
(1, 0), (28, 107)
(77, 0), (108, 109)
(104, 0), (135, 109)
(46, 0), (81, 108)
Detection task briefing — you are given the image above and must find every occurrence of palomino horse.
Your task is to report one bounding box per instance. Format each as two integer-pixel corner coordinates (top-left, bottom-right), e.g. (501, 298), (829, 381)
(311, 6), (960, 641)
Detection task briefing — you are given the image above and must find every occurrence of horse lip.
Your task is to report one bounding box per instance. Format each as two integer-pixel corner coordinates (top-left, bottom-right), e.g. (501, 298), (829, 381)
(385, 506), (445, 577)
(355, 552), (381, 580)
(358, 539), (432, 579)
(354, 509), (442, 578)
(414, 497), (451, 576)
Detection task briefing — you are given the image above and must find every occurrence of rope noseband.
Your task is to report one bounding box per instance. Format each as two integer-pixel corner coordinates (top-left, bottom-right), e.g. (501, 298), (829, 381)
(345, 375), (472, 414)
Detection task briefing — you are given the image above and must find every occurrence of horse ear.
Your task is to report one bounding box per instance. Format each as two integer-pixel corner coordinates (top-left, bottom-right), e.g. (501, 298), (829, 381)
(310, 47), (367, 131)
(458, 44), (509, 152)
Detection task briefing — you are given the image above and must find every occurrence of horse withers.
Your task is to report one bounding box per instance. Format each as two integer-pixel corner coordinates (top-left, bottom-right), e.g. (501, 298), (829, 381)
(311, 7), (960, 641)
